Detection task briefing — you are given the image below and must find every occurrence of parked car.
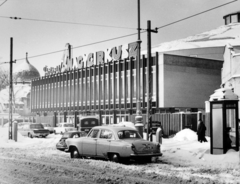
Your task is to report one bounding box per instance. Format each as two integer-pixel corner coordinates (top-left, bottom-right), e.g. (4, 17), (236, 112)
(41, 123), (55, 134)
(77, 116), (99, 133)
(65, 126), (162, 163)
(56, 131), (87, 151)
(18, 123), (50, 138)
(54, 122), (77, 134)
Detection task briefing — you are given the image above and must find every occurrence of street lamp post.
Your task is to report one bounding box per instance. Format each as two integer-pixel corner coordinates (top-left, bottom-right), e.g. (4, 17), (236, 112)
(135, 0), (143, 137)
(9, 37), (13, 140)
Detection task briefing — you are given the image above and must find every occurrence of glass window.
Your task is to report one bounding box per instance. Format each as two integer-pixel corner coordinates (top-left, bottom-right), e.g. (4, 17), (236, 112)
(231, 15), (238, 23)
(88, 129), (99, 138)
(226, 16), (231, 25)
(117, 130), (141, 139)
(100, 129), (113, 139)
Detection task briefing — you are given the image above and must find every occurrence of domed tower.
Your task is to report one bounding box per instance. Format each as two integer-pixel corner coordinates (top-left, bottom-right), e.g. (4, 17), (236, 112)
(13, 53), (40, 83)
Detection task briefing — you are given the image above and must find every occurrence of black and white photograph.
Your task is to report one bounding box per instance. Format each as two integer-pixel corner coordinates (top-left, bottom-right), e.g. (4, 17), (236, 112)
(0, 0), (240, 183)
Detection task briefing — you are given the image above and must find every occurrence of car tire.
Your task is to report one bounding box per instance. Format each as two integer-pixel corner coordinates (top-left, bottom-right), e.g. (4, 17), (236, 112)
(70, 147), (80, 159)
(110, 153), (120, 163)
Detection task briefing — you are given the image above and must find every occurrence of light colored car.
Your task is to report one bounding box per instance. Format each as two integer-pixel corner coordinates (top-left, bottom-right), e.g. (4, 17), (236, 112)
(41, 123), (55, 134)
(54, 123), (77, 134)
(66, 126), (162, 163)
(18, 123), (50, 138)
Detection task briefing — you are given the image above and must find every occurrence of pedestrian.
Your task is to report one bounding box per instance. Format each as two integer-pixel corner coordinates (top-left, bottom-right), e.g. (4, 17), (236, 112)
(197, 120), (207, 143)
(156, 122), (163, 144)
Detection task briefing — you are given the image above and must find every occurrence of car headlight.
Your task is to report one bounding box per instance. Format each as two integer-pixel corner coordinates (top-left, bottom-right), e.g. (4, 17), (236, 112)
(131, 144), (137, 153)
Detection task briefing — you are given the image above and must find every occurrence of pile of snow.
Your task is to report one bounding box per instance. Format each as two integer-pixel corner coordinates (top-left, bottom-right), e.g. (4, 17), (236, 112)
(172, 128), (198, 141)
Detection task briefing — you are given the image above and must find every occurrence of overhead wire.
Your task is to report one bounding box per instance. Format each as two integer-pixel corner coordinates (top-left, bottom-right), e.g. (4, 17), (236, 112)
(0, 0), (237, 64)
(0, 15), (136, 30)
(0, 0), (7, 7)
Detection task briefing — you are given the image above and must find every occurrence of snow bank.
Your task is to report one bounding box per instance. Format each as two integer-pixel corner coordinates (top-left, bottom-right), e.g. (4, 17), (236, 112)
(173, 128), (198, 141)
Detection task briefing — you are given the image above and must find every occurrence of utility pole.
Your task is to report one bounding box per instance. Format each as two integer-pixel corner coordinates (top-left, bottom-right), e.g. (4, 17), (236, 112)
(135, 0), (143, 137)
(9, 37), (13, 140)
(146, 20), (157, 141)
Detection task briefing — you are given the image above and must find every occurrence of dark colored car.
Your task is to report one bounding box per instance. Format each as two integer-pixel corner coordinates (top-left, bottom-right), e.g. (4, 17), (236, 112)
(77, 116), (99, 133)
(56, 131), (87, 151)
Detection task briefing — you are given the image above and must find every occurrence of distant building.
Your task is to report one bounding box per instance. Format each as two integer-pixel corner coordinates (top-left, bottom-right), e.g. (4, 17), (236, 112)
(0, 53), (40, 123)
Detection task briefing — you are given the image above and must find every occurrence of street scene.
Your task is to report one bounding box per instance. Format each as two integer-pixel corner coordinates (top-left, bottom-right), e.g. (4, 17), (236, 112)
(1, 0), (240, 183)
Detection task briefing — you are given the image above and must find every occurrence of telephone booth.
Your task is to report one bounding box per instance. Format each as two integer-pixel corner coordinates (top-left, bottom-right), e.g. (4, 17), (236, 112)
(209, 88), (239, 154)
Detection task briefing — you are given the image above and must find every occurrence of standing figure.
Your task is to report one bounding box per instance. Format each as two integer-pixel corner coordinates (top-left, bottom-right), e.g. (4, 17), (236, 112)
(197, 120), (207, 143)
(156, 122), (163, 144)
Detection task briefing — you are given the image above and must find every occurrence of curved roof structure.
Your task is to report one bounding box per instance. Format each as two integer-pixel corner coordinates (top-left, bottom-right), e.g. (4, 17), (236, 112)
(13, 53), (40, 83)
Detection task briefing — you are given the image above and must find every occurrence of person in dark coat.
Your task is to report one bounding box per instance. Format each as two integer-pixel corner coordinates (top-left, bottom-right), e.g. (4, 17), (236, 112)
(197, 120), (207, 143)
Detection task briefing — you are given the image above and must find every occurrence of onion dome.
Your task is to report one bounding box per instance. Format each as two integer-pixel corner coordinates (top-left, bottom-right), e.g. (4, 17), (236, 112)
(13, 53), (40, 83)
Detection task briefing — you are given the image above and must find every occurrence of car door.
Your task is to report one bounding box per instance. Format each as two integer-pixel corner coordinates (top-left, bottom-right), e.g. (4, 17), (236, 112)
(82, 129), (99, 156)
(96, 129), (113, 158)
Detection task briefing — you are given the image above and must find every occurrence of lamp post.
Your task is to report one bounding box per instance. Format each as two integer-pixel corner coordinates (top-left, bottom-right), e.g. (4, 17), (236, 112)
(9, 37), (13, 140)
(135, 0), (143, 137)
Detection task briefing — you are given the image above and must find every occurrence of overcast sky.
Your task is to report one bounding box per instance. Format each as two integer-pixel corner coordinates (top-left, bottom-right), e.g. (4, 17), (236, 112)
(0, 0), (239, 76)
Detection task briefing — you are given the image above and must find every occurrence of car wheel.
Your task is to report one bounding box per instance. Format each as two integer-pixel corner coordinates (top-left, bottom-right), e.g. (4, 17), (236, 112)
(28, 133), (33, 138)
(70, 147), (80, 159)
(110, 153), (120, 163)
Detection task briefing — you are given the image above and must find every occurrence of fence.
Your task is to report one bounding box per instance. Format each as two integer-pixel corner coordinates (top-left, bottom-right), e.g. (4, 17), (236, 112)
(129, 112), (209, 137)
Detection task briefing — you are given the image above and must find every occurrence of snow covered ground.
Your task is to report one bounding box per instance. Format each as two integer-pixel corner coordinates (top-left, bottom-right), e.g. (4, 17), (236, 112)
(0, 125), (239, 183)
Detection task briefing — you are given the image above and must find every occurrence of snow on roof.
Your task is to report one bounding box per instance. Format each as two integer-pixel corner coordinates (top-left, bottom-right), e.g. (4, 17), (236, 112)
(144, 23), (240, 54)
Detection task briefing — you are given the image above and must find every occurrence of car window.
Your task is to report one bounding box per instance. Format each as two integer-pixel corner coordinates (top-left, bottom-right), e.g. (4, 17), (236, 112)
(118, 130), (141, 139)
(63, 124), (73, 127)
(99, 129), (114, 139)
(30, 124), (44, 129)
(88, 129), (99, 138)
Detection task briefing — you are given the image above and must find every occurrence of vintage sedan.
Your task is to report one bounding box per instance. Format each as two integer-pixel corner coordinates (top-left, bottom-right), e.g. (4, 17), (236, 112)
(65, 126), (162, 163)
(56, 131), (87, 151)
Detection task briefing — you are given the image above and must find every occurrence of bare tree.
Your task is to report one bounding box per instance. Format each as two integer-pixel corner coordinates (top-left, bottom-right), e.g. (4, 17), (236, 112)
(0, 68), (9, 91)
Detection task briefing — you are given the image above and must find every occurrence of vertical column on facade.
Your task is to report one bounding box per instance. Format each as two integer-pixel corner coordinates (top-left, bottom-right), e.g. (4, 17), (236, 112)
(42, 76), (45, 112)
(89, 67), (92, 111)
(103, 63), (106, 111)
(39, 77), (42, 112)
(93, 65), (96, 111)
(98, 65), (101, 111)
(57, 74), (60, 111)
(68, 71), (71, 111)
(107, 62), (110, 110)
(49, 75), (52, 111)
(129, 58), (133, 110)
(85, 67), (88, 112)
(61, 73), (64, 112)
(47, 75), (50, 111)
(142, 55), (146, 109)
(123, 59), (127, 110)
(113, 60), (116, 110)
(81, 68), (83, 112)
(77, 69), (80, 112)
(155, 52), (159, 108)
(118, 60), (121, 111)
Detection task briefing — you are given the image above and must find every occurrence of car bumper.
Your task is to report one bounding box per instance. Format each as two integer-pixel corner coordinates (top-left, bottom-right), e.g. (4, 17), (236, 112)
(130, 153), (163, 157)
(33, 133), (49, 137)
(56, 145), (67, 151)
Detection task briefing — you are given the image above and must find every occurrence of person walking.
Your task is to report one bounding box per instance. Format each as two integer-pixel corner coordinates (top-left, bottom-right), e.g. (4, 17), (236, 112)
(197, 120), (207, 143)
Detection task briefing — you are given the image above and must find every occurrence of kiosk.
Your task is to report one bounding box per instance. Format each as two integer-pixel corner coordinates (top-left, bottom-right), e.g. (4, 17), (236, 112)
(209, 88), (239, 154)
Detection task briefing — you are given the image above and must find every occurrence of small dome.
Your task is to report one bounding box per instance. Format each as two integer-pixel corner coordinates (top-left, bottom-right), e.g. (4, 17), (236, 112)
(13, 53), (40, 83)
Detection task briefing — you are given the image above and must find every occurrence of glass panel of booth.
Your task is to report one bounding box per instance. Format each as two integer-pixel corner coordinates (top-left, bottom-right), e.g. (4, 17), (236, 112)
(226, 108), (236, 147)
(212, 104), (223, 149)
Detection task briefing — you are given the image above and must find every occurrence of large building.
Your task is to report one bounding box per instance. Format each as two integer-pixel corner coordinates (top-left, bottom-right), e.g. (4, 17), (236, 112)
(31, 12), (240, 127)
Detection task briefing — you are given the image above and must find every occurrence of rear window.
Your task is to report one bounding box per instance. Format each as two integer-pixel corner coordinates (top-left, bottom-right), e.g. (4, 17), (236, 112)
(30, 124), (44, 129)
(63, 124), (74, 127)
(117, 130), (141, 139)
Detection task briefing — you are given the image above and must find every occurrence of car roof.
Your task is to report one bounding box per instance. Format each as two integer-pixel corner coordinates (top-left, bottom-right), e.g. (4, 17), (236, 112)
(93, 125), (136, 131)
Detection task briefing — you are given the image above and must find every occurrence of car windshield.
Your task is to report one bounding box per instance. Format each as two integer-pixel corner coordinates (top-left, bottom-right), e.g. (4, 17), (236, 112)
(30, 124), (44, 129)
(63, 124), (73, 127)
(117, 130), (141, 139)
